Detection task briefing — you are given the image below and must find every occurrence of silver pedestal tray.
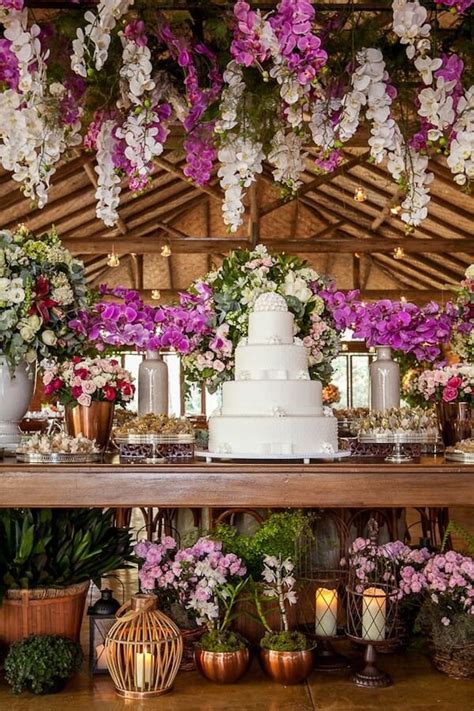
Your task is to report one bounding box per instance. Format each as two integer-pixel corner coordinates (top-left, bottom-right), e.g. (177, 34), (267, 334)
(196, 450), (351, 464)
(358, 432), (438, 463)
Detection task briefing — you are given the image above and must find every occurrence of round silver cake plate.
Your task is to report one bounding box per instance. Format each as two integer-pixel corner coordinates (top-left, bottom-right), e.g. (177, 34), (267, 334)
(195, 450), (352, 464)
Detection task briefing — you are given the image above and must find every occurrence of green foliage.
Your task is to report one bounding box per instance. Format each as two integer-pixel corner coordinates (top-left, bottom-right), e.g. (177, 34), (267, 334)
(0, 508), (133, 603)
(442, 522), (474, 556)
(213, 511), (313, 578)
(199, 630), (247, 653)
(260, 631), (310, 652)
(417, 605), (474, 653)
(5, 635), (83, 695)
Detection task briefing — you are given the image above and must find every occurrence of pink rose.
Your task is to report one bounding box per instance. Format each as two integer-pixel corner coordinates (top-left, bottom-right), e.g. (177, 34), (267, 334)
(213, 360), (225, 372)
(447, 376), (462, 389)
(77, 393), (91, 407)
(442, 386), (458, 402)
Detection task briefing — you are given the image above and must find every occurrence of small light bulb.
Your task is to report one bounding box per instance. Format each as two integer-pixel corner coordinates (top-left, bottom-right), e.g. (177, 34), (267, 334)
(393, 246), (405, 260)
(354, 186), (367, 202)
(400, 295), (407, 303)
(107, 251), (120, 268)
(151, 289), (161, 300)
(341, 343), (349, 352)
(390, 205), (401, 215)
(161, 244), (172, 258)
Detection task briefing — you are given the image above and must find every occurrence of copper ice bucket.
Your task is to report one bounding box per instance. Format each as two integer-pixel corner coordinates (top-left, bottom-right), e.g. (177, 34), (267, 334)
(64, 401), (115, 450)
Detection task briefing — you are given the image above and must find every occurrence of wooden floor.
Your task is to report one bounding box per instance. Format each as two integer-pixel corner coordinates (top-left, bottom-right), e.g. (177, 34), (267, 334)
(1, 643), (472, 710)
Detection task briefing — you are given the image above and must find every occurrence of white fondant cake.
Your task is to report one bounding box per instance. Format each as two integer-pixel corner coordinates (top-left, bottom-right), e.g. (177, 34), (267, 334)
(208, 293), (338, 455)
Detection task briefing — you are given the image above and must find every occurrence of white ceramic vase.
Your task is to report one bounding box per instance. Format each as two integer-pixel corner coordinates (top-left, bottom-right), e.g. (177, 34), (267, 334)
(0, 356), (36, 447)
(369, 346), (400, 412)
(138, 350), (169, 416)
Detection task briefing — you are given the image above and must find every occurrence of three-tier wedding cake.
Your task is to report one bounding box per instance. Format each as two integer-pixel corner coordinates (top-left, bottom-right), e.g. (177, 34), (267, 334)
(208, 292), (338, 456)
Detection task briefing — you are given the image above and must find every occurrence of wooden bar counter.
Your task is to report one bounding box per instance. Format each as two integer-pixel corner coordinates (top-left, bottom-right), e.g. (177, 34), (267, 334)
(0, 456), (472, 508)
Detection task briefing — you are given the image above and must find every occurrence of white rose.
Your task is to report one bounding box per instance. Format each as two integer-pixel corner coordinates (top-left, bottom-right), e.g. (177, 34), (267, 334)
(465, 264), (474, 279)
(9, 287), (25, 303)
(93, 375), (107, 388)
(28, 314), (42, 332)
(25, 349), (37, 363)
(20, 324), (36, 342)
(42, 330), (57, 346)
(282, 273), (312, 303)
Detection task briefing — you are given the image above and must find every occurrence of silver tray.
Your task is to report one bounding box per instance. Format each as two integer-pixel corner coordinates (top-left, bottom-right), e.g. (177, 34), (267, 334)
(115, 433), (194, 444)
(16, 452), (102, 464)
(445, 450), (474, 463)
(358, 432), (438, 444)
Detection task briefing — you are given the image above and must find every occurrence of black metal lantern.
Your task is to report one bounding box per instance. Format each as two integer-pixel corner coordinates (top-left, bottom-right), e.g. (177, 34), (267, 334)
(88, 588), (121, 674)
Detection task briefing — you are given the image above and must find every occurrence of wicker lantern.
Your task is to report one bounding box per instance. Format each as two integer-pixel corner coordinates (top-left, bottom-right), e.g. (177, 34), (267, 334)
(105, 593), (183, 699)
(345, 521), (399, 687)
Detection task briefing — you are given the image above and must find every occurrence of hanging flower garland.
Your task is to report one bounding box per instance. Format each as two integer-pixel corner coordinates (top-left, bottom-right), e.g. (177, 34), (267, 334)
(0, 0), (471, 229)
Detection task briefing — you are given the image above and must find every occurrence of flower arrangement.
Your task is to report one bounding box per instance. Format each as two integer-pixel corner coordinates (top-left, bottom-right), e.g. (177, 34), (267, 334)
(451, 265), (474, 362)
(0, 226), (88, 372)
(70, 284), (213, 356)
(41, 356), (135, 408)
(322, 383), (340, 406)
(332, 296), (460, 362)
(414, 363), (473, 403)
(0, 1), (471, 231)
(135, 535), (247, 649)
(180, 245), (345, 391)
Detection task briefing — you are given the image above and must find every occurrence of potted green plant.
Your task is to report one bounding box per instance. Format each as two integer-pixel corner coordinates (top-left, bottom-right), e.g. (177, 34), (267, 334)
(0, 508), (132, 652)
(214, 511), (313, 643)
(256, 555), (315, 685)
(194, 576), (251, 685)
(5, 634), (83, 695)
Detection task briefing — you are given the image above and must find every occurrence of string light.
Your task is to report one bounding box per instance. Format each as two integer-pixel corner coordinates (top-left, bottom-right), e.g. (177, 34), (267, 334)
(107, 248), (120, 268)
(390, 205), (401, 215)
(400, 295), (407, 303)
(161, 244), (172, 258)
(354, 186), (367, 202)
(393, 246), (405, 260)
(151, 289), (161, 300)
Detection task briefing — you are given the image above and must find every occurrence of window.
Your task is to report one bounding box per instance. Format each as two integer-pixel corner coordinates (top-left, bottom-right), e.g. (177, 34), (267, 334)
(331, 344), (374, 409)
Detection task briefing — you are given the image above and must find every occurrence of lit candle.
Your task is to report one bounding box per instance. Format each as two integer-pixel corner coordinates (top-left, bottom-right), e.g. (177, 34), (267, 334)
(362, 587), (386, 641)
(135, 648), (153, 690)
(315, 587), (338, 637)
(95, 643), (108, 671)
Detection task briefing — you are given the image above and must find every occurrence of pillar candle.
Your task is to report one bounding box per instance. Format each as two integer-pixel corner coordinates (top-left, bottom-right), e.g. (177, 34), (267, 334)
(315, 587), (338, 637)
(135, 648), (153, 690)
(362, 587), (386, 641)
(95, 643), (108, 671)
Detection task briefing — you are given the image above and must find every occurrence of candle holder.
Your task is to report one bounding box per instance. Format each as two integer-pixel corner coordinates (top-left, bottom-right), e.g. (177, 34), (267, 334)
(105, 593), (183, 699)
(345, 519), (399, 687)
(88, 587), (121, 674)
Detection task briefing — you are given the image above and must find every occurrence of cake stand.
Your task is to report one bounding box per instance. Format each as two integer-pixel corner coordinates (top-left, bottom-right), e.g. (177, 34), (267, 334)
(358, 432), (438, 463)
(195, 450), (351, 464)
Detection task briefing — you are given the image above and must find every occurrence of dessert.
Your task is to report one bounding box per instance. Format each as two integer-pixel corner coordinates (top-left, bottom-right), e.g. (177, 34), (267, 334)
(207, 292), (338, 455)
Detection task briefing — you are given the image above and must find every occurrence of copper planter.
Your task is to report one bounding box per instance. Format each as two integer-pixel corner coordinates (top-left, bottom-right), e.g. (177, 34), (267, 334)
(194, 647), (251, 684)
(437, 401), (472, 447)
(64, 401), (114, 450)
(259, 647), (315, 685)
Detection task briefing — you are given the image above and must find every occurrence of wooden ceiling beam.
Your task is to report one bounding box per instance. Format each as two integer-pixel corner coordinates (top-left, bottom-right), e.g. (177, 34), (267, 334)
(374, 254), (448, 289)
(61, 237), (474, 255)
(261, 151), (371, 217)
(154, 155), (223, 202)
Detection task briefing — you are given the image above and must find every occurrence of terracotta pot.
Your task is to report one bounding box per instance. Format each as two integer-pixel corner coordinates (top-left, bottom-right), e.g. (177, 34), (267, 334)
(64, 401), (114, 450)
(259, 647), (315, 685)
(194, 646), (251, 684)
(0, 582), (89, 657)
(436, 401), (472, 447)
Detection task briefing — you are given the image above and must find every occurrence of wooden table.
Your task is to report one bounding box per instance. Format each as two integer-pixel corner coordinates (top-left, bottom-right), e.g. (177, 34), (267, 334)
(0, 456), (472, 508)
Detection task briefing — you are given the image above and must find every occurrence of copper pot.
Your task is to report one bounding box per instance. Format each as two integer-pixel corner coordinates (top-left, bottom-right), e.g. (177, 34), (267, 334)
(194, 647), (251, 684)
(259, 647), (315, 685)
(64, 401), (114, 450)
(437, 401), (472, 447)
